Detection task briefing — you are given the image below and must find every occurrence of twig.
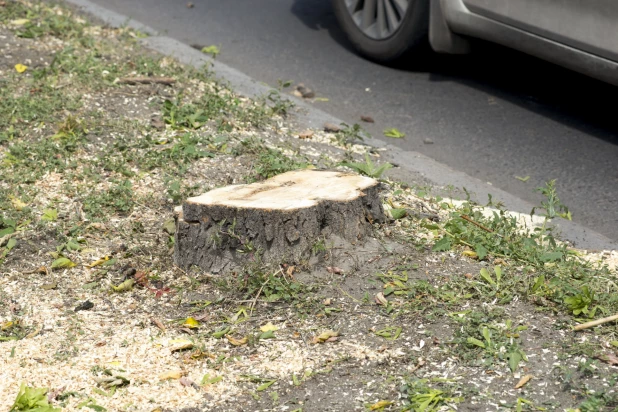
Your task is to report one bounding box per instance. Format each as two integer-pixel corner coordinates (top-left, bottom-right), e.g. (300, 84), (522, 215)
(574, 314), (618, 331)
(410, 358), (425, 374)
(118, 76), (176, 86)
(460, 214), (504, 238)
(249, 269), (282, 314)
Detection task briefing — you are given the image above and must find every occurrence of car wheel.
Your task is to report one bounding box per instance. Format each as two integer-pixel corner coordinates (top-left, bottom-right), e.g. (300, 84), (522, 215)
(332, 0), (429, 63)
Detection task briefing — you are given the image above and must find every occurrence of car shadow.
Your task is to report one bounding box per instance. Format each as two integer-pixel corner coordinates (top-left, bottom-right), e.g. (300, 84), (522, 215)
(291, 0), (618, 147)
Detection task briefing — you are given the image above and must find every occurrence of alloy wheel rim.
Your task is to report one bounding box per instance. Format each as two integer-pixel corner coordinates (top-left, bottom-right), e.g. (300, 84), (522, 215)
(344, 0), (410, 40)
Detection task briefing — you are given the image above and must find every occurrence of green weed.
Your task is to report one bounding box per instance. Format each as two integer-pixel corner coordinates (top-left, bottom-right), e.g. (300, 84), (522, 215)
(341, 154), (392, 178)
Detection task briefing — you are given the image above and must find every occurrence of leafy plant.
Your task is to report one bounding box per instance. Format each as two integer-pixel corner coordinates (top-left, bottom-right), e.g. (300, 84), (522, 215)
(341, 154), (392, 179)
(401, 379), (462, 412)
(10, 383), (60, 411)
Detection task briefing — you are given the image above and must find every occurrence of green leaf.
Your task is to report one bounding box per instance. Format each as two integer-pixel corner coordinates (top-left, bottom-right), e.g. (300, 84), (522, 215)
(531, 275), (545, 293)
(259, 330), (275, 340)
(212, 326), (231, 339)
(508, 351), (522, 372)
(540, 251), (563, 262)
(389, 208), (407, 220)
(6, 238), (17, 250)
(494, 266), (502, 284)
(256, 380), (276, 392)
(479, 268), (495, 286)
(467, 337), (485, 348)
(51, 257), (76, 269)
(0, 227), (15, 237)
(201, 45), (220, 57)
(383, 128), (405, 138)
(432, 237), (451, 252)
(10, 383), (61, 412)
(41, 209), (58, 222)
(474, 244), (487, 260)
(482, 327), (491, 344)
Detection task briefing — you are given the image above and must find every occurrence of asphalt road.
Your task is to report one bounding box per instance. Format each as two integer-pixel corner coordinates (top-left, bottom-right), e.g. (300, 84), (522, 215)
(90, 0), (618, 242)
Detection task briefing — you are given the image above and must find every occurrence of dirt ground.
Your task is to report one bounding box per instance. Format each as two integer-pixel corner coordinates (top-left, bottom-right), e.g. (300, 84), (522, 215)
(2, 2), (618, 412)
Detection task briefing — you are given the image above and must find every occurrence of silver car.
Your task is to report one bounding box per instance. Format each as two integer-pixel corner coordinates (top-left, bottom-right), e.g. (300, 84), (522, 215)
(333, 0), (618, 85)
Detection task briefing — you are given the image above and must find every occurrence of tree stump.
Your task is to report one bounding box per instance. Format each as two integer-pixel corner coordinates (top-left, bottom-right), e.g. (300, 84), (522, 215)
(174, 170), (385, 273)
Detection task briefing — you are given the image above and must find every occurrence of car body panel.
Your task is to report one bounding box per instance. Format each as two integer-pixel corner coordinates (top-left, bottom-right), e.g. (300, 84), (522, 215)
(461, 0), (618, 62)
(430, 0), (618, 86)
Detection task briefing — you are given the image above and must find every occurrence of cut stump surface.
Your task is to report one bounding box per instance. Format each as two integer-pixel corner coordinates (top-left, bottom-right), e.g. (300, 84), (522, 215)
(174, 170), (385, 273)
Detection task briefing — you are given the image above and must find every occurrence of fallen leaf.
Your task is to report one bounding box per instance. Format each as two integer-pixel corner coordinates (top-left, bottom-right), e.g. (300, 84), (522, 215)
(212, 326), (231, 339)
(360, 115), (374, 123)
(312, 330), (339, 344)
(597, 353), (618, 365)
(260, 322), (279, 332)
(375, 292), (388, 306)
(111, 278), (135, 292)
(26, 325), (42, 339)
(41, 282), (57, 290)
(323, 298), (331, 306)
(259, 330), (276, 340)
(170, 340), (194, 352)
(151, 318), (166, 332)
(370, 400), (393, 410)
(88, 256), (111, 268)
(226, 335), (248, 346)
(10, 18), (29, 25)
(515, 374), (533, 389)
(326, 266), (344, 275)
(10, 196), (27, 211)
(159, 370), (183, 380)
(515, 175), (530, 182)
(51, 257), (76, 270)
(256, 380), (276, 391)
(462, 250), (478, 258)
(383, 128), (405, 138)
(285, 265), (295, 277)
(182, 317), (200, 329)
(423, 138), (434, 144)
(314, 97), (329, 102)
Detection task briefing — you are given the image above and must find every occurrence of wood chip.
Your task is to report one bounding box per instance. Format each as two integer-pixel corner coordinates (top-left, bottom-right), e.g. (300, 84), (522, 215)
(360, 115), (374, 123)
(323, 122), (341, 133)
(298, 130), (314, 139)
(515, 374), (533, 389)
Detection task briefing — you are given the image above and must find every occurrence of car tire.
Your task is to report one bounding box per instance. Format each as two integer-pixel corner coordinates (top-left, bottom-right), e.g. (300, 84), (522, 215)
(332, 0), (430, 63)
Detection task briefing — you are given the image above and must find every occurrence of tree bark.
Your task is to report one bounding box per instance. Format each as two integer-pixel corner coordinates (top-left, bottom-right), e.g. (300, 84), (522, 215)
(174, 170), (384, 273)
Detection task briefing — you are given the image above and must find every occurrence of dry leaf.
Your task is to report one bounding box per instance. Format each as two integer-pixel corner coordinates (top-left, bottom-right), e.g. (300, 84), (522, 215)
(375, 292), (388, 306)
(597, 353), (618, 365)
(326, 266), (344, 275)
(226, 335), (248, 346)
(151, 317), (166, 332)
(312, 330), (339, 344)
(515, 374), (533, 389)
(15, 63), (27, 73)
(260, 322), (279, 332)
(159, 370), (183, 380)
(360, 115), (375, 123)
(286, 265), (296, 277)
(111, 278), (134, 292)
(323, 298), (331, 306)
(26, 325), (42, 339)
(170, 339), (194, 352)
